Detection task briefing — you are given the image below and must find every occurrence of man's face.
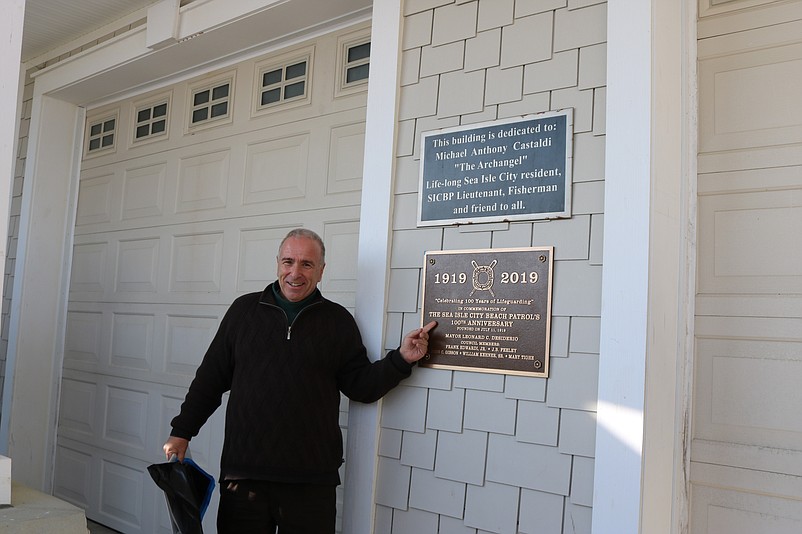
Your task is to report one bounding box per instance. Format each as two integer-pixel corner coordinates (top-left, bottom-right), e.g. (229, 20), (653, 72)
(276, 236), (325, 302)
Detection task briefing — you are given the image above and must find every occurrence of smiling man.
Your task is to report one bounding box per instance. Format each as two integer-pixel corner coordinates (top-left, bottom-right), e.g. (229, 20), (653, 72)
(163, 228), (436, 534)
(276, 229), (326, 303)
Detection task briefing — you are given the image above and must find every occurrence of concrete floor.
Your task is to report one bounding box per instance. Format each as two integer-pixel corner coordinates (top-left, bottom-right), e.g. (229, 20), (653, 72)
(0, 483), (88, 532)
(87, 520), (121, 533)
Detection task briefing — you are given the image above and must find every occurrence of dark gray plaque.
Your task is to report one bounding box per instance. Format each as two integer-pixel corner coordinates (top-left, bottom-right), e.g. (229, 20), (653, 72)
(420, 247), (553, 377)
(418, 110), (573, 226)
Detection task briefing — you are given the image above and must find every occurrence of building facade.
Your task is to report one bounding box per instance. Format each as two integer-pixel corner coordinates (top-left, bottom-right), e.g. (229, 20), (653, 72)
(1, 0), (800, 533)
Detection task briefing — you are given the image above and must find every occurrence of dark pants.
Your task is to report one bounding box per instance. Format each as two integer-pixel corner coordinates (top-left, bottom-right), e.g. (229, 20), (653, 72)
(217, 479), (336, 534)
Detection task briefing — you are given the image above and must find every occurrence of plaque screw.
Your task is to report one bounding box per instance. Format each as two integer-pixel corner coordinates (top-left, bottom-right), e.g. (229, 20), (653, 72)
(534, 361), (542, 369)
(539, 255), (546, 262)
(429, 258), (436, 265)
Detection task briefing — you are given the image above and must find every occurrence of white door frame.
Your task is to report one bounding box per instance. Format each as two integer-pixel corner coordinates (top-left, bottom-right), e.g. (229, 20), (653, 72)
(1, 91), (84, 491)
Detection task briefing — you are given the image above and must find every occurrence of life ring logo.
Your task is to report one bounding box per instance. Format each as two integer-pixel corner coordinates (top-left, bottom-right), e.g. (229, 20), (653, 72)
(470, 259), (497, 297)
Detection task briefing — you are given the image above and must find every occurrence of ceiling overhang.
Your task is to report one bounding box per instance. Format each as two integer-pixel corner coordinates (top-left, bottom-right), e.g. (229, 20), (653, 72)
(35, 0), (372, 106)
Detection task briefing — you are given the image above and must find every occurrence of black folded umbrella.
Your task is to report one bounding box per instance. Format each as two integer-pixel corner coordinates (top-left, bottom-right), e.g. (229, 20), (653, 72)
(148, 457), (215, 534)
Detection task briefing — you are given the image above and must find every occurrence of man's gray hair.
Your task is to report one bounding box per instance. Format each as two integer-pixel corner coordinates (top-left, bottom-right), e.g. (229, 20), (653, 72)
(279, 228), (326, 262)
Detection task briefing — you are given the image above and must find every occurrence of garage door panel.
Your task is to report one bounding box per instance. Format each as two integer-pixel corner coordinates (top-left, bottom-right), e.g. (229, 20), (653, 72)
(70, 241), (110, 294)
(699, 41), (802, 154)
(54, 438), (176, 534)
(66, 217), (362, 373)
(327, 121), (365, 194)
(696, 315), (802, 340)
(98, 457), (147, 530)
(164, 314), (220, 375)
(64, 310), (104, 365)
(697, 187), (802, 295)
(157, 393), (226, 463)
(168, 231), (225, 293)
(63, 303), (228, 383)
(121, 163), (167, 220)
(110, 312), (155, 372)
(244, 133), (310, 203)
(115, 237), (161, 294)
(696, 294), (802, 318)
(322, 219), (360, 310)
(698, 0), (785, 20)
(76, 172), (114, 226)
(104, 384), (150, 451)
(75, 117), (366, 238)
(697, 164), (802, 196)
(695, 338), (802, 451)
(64, 25), (367, 532)
(692, 438), (802, 479)
(59, 377), (99, 438)
(70, 224), (225, 305)
(176, 149), (231, 213)
(691, 481), (802, 534)
(53, 444), (94, 509)
(59, 371), (220, 463)
(698, 143), (802, 175)
(694, 4), (802, 534)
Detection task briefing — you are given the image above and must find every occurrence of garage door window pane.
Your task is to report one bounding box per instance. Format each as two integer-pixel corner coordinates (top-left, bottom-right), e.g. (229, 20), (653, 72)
(256, 54), (310, 111)
(134, 99), (170, 141)
(342, 40), (370, 87)
(190, 80), (233, 127)
(86, 113), (118, 155)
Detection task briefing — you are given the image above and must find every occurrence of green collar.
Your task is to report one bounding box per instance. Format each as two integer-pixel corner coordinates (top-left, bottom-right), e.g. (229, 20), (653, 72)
(272, 282), (318, 324)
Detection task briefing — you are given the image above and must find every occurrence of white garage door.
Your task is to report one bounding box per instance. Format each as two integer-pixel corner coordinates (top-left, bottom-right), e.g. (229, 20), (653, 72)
(693, 2), (802, 533)
(52, 24), (371, 533)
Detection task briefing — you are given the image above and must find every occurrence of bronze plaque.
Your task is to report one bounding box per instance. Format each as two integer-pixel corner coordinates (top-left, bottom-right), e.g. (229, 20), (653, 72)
(420, 247), (553, 377)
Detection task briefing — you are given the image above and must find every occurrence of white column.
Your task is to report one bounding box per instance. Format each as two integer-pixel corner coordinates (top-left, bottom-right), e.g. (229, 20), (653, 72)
(344, 0), (403, 532)
(594, 0), (651, 527)
(593, 0), (694, 532)
(0, 1), (24, 339)
(1, 93), (83, 491)
(0, 0), (25, 499)
(641, 1), (696, 532)
(0, 0), (24, 192)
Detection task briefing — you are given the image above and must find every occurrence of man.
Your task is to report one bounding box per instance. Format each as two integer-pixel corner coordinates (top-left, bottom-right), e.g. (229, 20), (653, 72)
(163, 228), (435, 533)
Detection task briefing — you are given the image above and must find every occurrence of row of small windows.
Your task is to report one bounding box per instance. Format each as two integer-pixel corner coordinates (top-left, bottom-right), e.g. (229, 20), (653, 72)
(86, 38), (369, 156)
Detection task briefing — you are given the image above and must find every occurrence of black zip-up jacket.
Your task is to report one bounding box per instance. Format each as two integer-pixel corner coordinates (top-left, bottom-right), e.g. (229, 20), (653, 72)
(170, 282), (413, 484)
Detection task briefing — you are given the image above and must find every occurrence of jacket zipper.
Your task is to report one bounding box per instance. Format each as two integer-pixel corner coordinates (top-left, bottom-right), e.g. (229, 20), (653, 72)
(260, 299), (322, 340)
